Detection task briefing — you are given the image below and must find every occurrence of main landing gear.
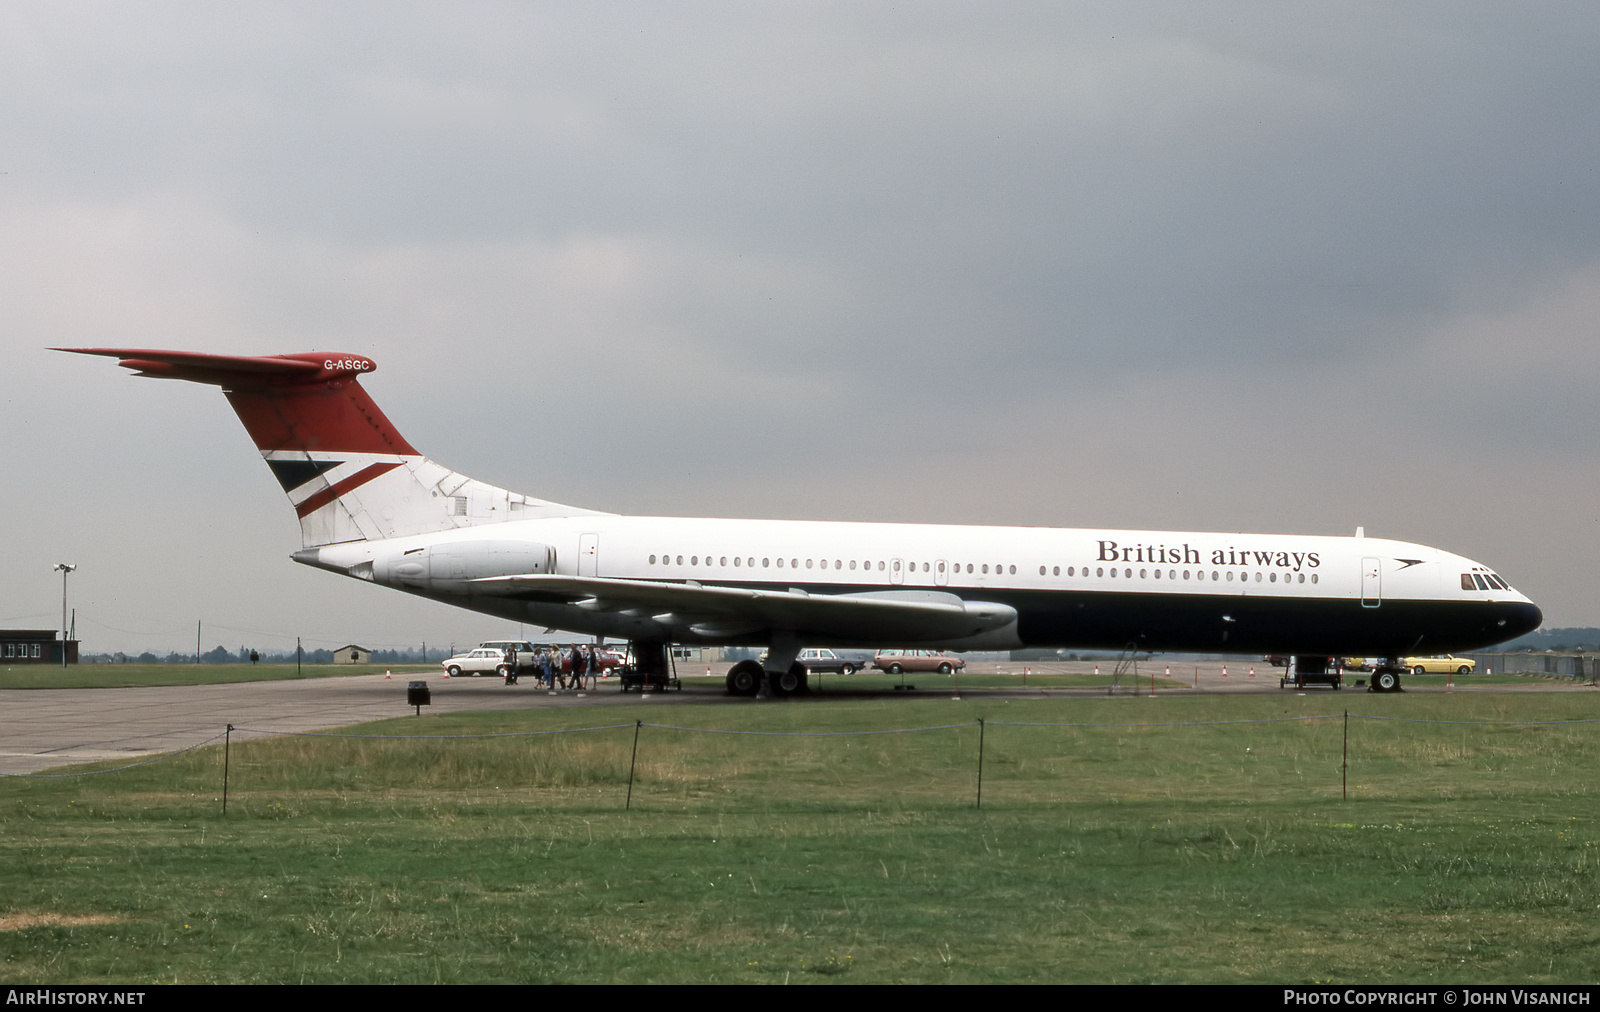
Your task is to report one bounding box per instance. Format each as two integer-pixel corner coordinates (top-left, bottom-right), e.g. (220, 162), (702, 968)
(725, 659), (810, 697)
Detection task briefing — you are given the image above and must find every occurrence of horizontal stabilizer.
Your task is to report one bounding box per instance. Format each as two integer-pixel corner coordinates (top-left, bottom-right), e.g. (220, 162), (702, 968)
(55, 348), (375, 388)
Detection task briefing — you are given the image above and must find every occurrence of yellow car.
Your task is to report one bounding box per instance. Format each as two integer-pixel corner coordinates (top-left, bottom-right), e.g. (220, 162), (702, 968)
(1401, 655), (1476, 675)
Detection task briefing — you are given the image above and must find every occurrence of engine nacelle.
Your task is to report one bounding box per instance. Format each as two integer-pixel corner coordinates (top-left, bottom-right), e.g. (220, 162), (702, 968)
(374, 540), (556, 592)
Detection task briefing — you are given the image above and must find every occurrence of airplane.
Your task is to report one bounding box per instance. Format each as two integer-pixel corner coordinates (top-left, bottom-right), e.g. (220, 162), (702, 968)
(60, 348), (1542, 695)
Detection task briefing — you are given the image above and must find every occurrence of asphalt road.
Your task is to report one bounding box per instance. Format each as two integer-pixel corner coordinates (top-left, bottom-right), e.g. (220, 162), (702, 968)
(2, 662), (1587, 775)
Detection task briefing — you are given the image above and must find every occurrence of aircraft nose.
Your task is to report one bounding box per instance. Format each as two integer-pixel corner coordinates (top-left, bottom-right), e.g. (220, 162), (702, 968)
(1501, 601), (1542, 641)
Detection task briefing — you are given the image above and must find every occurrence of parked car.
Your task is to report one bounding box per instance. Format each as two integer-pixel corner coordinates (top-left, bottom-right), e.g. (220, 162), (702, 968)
(479, 640), (539, 673)
(1401, 655), (1476, 675)
(443, 647), (510, 677)
(796, 648), (865, 675)
(872, 650), (966, 675)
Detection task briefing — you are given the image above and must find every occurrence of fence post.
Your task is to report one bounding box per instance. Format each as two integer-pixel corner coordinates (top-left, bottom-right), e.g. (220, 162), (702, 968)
(625, 720), (642, 810)
(222, 723), (233, 815)
(976, 718), (985, 809)
(1342, 710), (1348, 801)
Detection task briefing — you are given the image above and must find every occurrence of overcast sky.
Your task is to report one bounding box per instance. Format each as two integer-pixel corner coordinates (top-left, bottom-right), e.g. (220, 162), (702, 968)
(5, 3), (1599, 656)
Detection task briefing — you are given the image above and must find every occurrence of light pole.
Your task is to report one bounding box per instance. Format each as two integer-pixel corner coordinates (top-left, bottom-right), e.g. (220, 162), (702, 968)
(53, 564), (75, 669)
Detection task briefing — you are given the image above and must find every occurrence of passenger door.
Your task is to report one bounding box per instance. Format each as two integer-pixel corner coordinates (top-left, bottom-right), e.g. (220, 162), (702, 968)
(1361, 557), (1381, 608)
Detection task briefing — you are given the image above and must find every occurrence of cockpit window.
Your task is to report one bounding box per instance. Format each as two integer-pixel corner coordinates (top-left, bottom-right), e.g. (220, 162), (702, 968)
(1473, 574), (1490, 591)
(1461, 574), (1475, 591)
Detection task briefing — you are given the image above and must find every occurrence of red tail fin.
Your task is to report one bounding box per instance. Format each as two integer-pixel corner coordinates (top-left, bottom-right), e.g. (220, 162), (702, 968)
(57, 349), (417, 454)
(62, 347), (607, 547)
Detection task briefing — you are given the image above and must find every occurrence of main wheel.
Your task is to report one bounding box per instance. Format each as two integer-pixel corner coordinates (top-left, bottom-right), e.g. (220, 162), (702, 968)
(1412, 665), (1426, 675)
(1457, 666), (1471, 675)
(937, 662), (953, 674)
(888, 663), (903, 675)
(841, 664), (856, 675)
(1375, 670), (1399, 693)
(773, 663), (806, 696)
(726, 660), (762, 697)
(446, 664), (462, 677)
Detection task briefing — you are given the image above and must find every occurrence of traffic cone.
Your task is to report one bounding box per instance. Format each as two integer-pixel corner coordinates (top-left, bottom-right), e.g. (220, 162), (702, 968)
(385, 669), (391, 679)
(1221, 665), (1228, 677)
(1249, 666), (1256, 677)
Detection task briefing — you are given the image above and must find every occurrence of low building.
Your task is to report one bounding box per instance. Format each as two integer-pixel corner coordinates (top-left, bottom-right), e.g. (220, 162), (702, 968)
(1, 630), (78, 665)
(333, 644), (372, 664)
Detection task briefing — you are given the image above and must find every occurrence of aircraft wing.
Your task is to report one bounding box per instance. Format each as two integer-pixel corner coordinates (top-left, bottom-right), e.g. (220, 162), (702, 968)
(471, 574), (1017, 643)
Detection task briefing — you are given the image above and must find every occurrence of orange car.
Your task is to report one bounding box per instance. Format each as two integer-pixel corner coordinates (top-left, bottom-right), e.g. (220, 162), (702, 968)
(872, 650), (966, 674)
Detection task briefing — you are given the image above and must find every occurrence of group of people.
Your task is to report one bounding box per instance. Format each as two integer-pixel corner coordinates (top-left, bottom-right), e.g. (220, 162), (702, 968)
(502, 644), (609, 689)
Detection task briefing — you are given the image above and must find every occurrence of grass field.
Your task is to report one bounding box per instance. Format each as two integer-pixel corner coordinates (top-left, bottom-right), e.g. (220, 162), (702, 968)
(0, 663), (433, 690)
(2, 692), (1598, 983)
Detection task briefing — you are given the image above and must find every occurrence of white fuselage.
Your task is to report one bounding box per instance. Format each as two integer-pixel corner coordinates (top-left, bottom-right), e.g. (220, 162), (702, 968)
(302, 515), (1539, 657)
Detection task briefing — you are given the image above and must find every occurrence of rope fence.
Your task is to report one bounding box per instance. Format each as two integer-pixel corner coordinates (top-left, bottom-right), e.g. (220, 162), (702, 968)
(6, 712), (1597, 813)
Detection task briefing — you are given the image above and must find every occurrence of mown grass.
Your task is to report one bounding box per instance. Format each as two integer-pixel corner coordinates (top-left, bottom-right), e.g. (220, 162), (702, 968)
(2, 693), (1598, 983)
(0, 663), (428, 690)
(807, 669), (1190, 693)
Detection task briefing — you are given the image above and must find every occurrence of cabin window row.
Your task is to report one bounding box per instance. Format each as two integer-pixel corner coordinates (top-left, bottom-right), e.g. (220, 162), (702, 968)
(644, 555), (1019, 575)
(641, 555), (1317, 585)
(1461, 572), (1510, 591)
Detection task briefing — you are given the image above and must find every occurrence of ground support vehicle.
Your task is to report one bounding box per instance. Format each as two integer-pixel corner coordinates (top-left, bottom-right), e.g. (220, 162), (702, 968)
(1279, 655), (1343, 691)
(619, 642), (681, 692)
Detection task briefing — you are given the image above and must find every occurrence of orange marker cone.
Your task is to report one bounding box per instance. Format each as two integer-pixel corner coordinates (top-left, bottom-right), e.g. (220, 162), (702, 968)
(1249, 666), (1255, 677)
(1094, 665), (1100, 675)
(1221, 665), (1228, 677)
(385, 669), (391, 679)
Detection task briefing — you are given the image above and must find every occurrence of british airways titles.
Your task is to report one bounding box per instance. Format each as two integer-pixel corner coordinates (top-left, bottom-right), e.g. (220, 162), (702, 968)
(1098, 540), (1321, 572)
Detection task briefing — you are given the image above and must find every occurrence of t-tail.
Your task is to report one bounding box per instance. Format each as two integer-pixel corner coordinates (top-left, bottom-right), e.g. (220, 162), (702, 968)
(58, 348), (606, 547)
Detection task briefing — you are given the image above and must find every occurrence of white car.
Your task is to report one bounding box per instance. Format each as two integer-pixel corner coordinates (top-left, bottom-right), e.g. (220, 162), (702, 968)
(796, 648), (865, 675)
(442, 647), (510, 677)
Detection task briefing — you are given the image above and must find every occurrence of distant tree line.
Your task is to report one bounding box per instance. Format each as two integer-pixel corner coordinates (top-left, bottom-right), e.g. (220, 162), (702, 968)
(82, 646), (438, 665)
(1492, 627), (1600, 654)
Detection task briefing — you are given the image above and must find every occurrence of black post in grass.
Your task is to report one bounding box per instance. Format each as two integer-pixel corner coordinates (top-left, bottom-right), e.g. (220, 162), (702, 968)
(625, 720), (642, 810)
(1342, 710), (1348, 801)
(222, 723), (233, 815)
(976, 718), (985, 809)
